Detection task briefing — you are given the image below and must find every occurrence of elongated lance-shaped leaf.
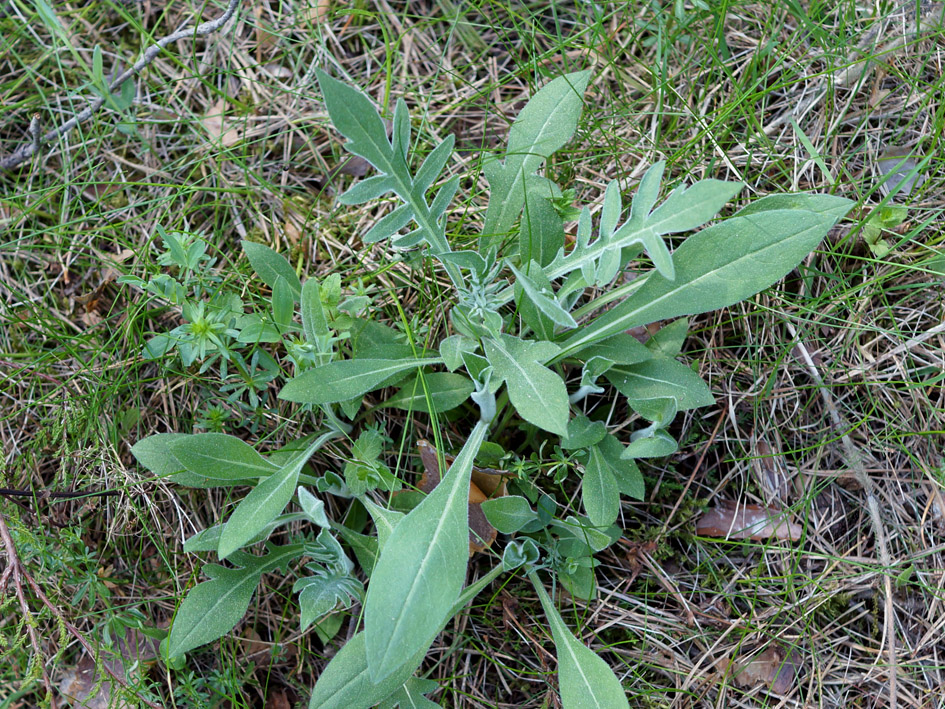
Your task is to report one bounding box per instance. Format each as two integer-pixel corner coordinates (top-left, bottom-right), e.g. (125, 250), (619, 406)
(309, 563), (506, 709)
(218, 430), (343, 558)
(184, 513), (308, 553)
(583, 445), (620, 527)
(169, 433), (278, 481)
(301, 278), (329, 341)
(529, 571), (630, 709)
(509, 261), (577, 329)
(383, 372), (475, 414)
(241, 240), (302, 299)
(364, 420), (489, 682)
(481, 71), (592, 251)
(316, 71), (462, 286)
(553, 199), (852, 362)
(279, 357), (443, 405)
(167, 543), (304, 659)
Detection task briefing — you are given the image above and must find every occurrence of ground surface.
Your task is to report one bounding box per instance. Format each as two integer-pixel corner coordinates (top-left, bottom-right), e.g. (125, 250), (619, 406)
(1, 0), (944, 707)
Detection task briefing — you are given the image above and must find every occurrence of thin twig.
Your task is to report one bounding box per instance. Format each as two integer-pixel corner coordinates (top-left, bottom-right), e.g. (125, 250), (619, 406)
(834, 320), (945, 381)
(0, 0), (242, 170)
(0, 359), (66, 386)
(787, 322), (898, 708)
(0, 488), (119, 501)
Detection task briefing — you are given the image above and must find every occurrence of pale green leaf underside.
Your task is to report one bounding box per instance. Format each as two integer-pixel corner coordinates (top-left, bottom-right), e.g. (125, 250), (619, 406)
(556, 202), (852, 360)
(606, 359), (715, 411)
(169, 433), (277, 481)
(279, 358), (443, 405)
(484, 336), (569, 436)
(364, 421), (489, 682)
(530, 572), (630, 709)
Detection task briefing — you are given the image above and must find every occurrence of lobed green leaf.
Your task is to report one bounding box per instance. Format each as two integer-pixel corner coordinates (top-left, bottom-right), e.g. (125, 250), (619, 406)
(481, 70), (592, 249)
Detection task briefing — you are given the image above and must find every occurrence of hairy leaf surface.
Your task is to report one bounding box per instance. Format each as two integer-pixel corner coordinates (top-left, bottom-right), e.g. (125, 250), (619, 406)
(481, 71), (592, 250)
(167, 544), (302, 659)
(556, 200), (852, 359)
(531, 571), (630, 708)
(363, 421), (489, 682)
(279, 358), (442, 405)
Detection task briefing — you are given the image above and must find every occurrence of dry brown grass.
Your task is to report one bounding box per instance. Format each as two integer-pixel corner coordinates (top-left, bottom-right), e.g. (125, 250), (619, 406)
(1, 0), (944, 706)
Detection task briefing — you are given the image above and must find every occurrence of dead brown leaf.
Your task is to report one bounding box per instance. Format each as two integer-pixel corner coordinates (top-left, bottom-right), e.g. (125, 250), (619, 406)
(253, 5), (279, 61)
(265, 689), (292, 709)
(263, 63), (294, 80)
(202, 99), (245, 148)
(618, 538), (658, 585)
(58, 628), (160, 708)
(876, 145), (926, 198)
(75, 271), (118, 328)
(625, 321), (663, 343)
(728, 643), (802, 694)
(300, 0), (331, 24)
(416, 440), (511, 554)
(695, 500), (802, 541)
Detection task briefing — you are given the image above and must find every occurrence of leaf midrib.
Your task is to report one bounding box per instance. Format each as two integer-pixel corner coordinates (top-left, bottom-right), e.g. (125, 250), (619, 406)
(555, 212), (824, 360)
